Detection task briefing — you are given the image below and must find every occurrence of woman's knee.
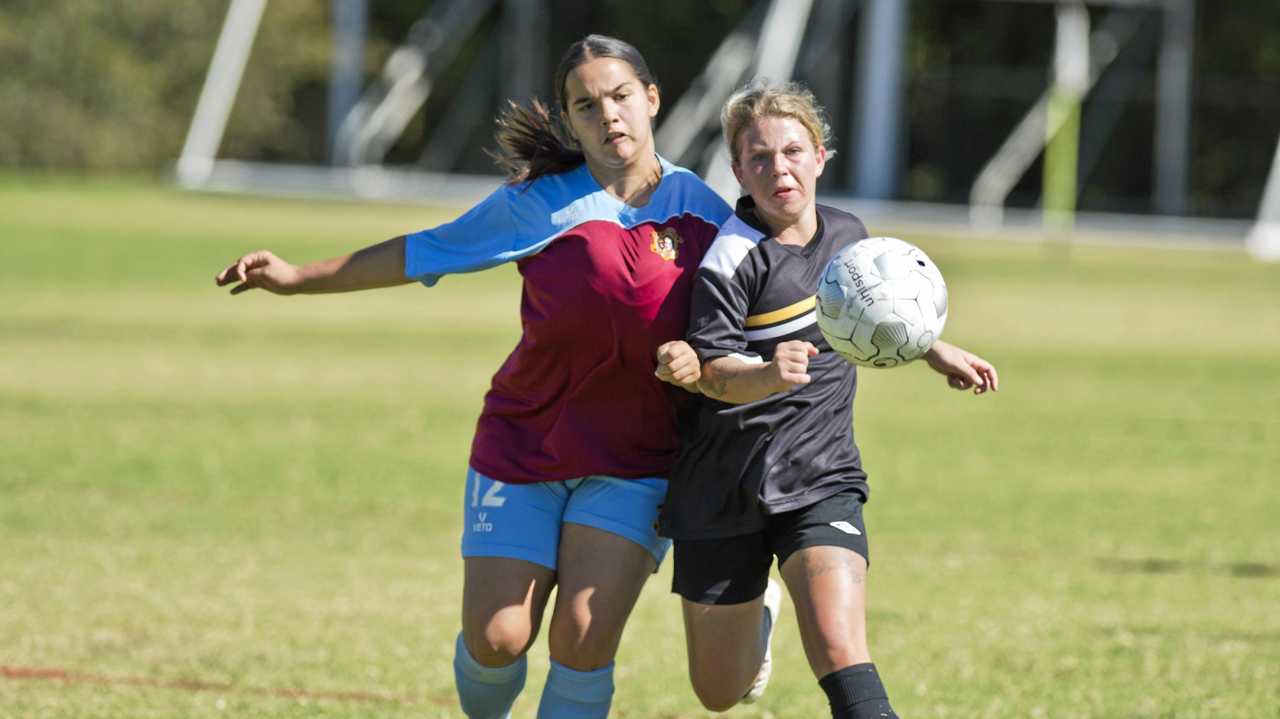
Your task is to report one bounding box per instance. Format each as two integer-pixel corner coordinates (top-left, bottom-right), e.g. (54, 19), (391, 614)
(462, 610), (538, 667)
(460, 557), (554, 666)
(545, 610), (622, 671)
(688, 668), (749, 712)
(685, 634), (761, 711)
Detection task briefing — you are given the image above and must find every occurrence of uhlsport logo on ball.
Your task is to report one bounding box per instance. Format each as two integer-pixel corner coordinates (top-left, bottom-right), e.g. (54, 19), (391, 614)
(816, 237), (948, 368)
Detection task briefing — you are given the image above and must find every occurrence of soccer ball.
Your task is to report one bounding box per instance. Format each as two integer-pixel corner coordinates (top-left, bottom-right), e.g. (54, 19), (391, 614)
(816, 237), (948, 368)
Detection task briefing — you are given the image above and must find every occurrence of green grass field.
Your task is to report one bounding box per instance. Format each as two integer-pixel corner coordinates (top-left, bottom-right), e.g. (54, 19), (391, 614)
(2, 175), (1278, 718)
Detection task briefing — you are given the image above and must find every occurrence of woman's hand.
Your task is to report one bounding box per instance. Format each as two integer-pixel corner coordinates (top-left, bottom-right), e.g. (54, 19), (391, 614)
(655, 340), (702, 392)
(768, 340), (819, 392)
(923, 340), (999, 395)
(215, 250), (305, 295)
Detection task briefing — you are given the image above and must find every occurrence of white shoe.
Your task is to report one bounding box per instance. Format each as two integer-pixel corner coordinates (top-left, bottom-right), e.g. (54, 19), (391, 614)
(741, 578), (783, 704)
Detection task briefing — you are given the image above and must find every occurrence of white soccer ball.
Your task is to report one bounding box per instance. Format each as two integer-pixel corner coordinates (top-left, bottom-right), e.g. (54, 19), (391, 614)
(816, 236), (948, 368)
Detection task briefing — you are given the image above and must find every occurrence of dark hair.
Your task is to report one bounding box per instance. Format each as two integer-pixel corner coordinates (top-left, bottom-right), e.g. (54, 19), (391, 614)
(491, 34), (660, 184)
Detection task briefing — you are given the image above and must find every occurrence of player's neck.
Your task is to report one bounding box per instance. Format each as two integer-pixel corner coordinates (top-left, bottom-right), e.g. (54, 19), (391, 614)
(761, 208), (819, 247)
(590, 154), (663, 207)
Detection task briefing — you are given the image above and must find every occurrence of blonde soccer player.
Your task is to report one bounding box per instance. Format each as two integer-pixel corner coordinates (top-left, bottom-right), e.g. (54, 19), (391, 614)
(656, 81), (998, 718)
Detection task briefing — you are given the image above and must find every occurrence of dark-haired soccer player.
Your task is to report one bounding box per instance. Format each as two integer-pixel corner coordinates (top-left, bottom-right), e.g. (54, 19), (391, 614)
(655, 82), (998, 718)
(216, 34), (729, 719)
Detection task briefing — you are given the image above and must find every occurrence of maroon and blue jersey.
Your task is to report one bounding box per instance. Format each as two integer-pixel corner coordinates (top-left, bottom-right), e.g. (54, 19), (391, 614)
(404, 157), (732, 484)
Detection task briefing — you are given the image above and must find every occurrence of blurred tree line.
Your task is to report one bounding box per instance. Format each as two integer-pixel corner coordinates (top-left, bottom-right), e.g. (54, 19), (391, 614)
(0, 1), (326, 168)
(2, 0), (1277, 217)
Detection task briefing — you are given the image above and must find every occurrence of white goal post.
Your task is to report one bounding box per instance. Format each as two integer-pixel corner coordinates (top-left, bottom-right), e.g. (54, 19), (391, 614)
(1246, 135), (1280, 262)
(176, 0), (267, 187)
(177, 0), (1268, 255)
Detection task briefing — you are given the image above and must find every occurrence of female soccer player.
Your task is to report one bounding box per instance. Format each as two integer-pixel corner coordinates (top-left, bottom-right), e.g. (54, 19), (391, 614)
(215, 35), (729, 719)
(656, 82), (998, 718)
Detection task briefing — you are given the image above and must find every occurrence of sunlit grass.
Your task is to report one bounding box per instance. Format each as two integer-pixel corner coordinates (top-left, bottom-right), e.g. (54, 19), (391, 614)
(1, 177), (1277, 717)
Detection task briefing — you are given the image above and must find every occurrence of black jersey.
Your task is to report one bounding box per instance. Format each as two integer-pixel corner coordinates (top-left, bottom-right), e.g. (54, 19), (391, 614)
(660, 198), (870, 540)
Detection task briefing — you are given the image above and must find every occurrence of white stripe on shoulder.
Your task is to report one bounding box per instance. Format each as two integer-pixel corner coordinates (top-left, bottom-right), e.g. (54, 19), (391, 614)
(700, 214), (765, 279)
(743, 310), (817, 342)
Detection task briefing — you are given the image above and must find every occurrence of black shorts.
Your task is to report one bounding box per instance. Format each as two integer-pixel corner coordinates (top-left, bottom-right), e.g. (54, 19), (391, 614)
(671, 488), (869, 605)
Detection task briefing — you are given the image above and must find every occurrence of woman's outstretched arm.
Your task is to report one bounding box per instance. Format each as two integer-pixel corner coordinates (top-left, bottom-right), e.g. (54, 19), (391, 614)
(214, 236), (412, 295)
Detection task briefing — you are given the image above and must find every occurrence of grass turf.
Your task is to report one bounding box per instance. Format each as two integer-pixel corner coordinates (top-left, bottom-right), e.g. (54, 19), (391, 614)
(1, 175), (1277, 717)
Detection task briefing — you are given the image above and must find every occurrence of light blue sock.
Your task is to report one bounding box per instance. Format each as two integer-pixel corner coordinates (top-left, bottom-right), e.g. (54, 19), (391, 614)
(536, 659), (615, 719)
(453, 633), (527, 719)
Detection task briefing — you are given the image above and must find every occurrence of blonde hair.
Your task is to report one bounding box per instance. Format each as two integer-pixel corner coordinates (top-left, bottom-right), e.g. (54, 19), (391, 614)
(721, 80), (834, 161)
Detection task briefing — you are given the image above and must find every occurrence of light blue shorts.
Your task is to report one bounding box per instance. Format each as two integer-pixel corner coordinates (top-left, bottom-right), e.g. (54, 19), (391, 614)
(460, 467), (672, 570)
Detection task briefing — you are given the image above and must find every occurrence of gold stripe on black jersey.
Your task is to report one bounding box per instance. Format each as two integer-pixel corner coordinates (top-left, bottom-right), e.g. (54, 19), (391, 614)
(744, 294), (816, 328)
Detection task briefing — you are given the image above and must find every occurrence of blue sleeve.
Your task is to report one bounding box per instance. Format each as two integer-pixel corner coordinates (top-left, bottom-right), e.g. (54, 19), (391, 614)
(403, 184), (550, 287)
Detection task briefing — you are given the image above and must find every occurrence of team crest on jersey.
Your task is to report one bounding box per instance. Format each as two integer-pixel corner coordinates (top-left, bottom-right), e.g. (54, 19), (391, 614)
(649, 228), (683, 261)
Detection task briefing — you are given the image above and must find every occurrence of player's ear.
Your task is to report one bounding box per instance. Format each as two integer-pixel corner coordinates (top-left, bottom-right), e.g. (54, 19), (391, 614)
(559, 113), (579, 148)
(814, 144), (827, 178)
(646, 82), (660, 119)
(728, 138), (744, 184)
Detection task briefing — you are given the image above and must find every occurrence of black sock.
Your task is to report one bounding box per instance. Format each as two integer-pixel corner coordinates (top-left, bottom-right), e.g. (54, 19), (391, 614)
(818, 663), (899, 719)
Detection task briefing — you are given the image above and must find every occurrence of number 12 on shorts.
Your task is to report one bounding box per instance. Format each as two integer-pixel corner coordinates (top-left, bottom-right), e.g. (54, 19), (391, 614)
(471, 474), (507, 508)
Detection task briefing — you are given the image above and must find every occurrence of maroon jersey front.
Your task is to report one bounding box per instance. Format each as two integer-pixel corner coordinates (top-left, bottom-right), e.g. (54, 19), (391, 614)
(404, 159), (731, 484)
(472, 212), (722, 483)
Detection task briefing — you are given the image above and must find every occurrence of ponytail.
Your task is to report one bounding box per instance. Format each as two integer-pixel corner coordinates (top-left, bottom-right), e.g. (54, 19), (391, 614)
(490, 99), (585, 185)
